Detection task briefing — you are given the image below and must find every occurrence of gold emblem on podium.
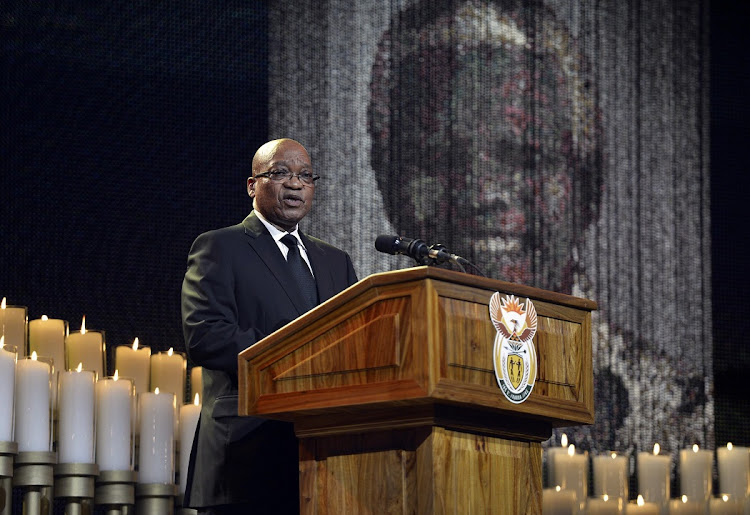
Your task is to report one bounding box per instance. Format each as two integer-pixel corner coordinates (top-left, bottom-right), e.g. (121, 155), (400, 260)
(489, 293), (537, 404)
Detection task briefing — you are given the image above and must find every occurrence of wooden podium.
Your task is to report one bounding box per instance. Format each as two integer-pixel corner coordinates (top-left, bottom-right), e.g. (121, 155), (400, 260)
(238, 267), (595, 514)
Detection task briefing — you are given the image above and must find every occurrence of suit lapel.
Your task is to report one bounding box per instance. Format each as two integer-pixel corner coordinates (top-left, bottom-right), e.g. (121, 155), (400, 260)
(241, 212), (311, 315)
(301, 233), (336, 303)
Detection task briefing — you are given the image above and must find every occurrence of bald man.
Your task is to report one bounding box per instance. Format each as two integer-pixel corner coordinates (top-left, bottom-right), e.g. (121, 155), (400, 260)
(182, 139), (358, 514)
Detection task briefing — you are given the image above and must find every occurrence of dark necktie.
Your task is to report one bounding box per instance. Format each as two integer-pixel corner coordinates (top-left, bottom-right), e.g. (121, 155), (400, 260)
(280, 233), (319, 312)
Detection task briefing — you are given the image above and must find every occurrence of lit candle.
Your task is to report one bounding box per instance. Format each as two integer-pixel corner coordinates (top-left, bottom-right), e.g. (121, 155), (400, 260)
(637, 443), (671, 505)
(96, 372), (135, 471)
(58, 364), (96, 464)
(0, 298), (27, 358)
(14, 352), (52, 452)
(709, 494), (744, 515)
(179, 394), (201, 494)
(547, 433), (569, 487)
(138, 388), (175, 484)
(65, 316), (105, 377)
(593, 451), (629, 501)
(668, 495), (706, 514)
(190, 366), (203, 402)
(625, 495), (659, 514)
(0, 336), (17, 441)
(680, 444), (713, 502)
(29, 315), (67, 371)
(150, 348), (186, 406)
(717, 443), (750, 500)
(588, 494), (623, 515)
(552, 444), (588, 512)
(542, 486), (576, 515)
(115, 337), (151, 395)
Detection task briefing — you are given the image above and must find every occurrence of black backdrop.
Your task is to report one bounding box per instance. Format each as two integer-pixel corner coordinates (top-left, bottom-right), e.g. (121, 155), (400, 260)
(1, 0), (748, 452)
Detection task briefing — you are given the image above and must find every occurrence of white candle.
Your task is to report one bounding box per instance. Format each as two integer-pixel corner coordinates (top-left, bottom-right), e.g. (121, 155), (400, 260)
(14, 353), (52, 452)
(625, 495), (659, 514)
(709, 495), (744, 515)
(150, 349), (186, 406)
(680, 445), (713, 502)
(115, 338), (151, 395)
(58, 365), (96, 464)
(138, 389), (175, 484)
(96, 374), (135, 471)
(29, 316), (67, 371)
(65, 316), (104, 377)
(594, 451), (629, 500)
(552, 444), (588, 512)
(190, 366), (203, 402)
(0, 299), (27, 358)
(0, 338), (17, 441)
(638, 444), (671, 505)
(542, 486), (576, 515)
(717, 443), (749, 500)
(588, 495), (623, 514)
(669, 495), (706, 514)
(547, 433), (569, 487)
(179, 394), (201, 494)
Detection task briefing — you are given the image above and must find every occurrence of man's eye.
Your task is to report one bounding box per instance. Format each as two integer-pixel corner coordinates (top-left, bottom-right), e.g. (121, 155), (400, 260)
(270, 170), (289, 178)
(300, 172), (314, 180)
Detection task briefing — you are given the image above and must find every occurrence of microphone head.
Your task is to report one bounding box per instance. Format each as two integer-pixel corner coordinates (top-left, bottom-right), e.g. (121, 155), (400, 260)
(375, 234), (401, 255)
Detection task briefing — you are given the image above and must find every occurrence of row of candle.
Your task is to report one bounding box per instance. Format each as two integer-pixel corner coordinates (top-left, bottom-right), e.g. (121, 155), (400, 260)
(545, 435), (750, 514)
(0, 299), (202, 406)
(0, 347), (201, 491)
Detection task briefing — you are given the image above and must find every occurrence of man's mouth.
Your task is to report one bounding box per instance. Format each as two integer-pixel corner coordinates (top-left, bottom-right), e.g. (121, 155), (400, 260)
(283, 195), (304, 207)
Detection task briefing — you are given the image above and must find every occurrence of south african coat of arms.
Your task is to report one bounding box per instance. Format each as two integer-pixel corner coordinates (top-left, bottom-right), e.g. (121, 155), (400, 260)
(489, 293), (538, 404)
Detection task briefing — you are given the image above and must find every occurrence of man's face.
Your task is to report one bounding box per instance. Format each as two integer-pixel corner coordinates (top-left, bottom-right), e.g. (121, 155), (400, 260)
(248, 140), (314, 231)
(402, 39), (577, 288)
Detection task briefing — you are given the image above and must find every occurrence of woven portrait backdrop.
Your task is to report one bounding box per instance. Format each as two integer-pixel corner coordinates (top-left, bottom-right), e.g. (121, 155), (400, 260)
(268, 0), (711, 457)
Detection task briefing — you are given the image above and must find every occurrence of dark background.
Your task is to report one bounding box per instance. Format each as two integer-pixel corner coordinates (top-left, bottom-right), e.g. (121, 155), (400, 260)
(1, 0), (748, 451)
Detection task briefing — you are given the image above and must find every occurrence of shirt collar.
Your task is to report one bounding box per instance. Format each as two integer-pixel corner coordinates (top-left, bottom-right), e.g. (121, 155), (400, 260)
(253, 210), (304, 248)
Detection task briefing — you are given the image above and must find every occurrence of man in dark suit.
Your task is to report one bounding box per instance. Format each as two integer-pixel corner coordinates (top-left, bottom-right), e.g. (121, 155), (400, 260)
(181, 138), (358, 514)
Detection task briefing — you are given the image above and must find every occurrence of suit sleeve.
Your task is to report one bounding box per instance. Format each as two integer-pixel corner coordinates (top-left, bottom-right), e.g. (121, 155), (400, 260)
(181, 230), (266, 373)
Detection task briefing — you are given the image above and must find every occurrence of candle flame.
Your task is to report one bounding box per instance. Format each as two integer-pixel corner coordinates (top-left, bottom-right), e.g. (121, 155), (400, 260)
(555, 485), (561, 492)
(692, 444), (699, 453)
(194, 393), (200, 405)
(727, 442), (733, 451)
(0, 335), (4, 349)
(722, 494), (729, 502)
(567, 444), (575, 456)
(168, 347), (174, 356)
(653, 443), (660, 455)
(42, 315), (48, 321)
(603, 494), (609, 502)
(1, 297), (5, 309)
(132, 337), (139, 351)
(637, 495), (645, 506)
(114, 369), (119, 380)
(681, 495), (688, 503)
(76, 362), (83, 372)
(32, 351), (38, 360)
(610, 452), (617, 459)
(80, 316), (86, 334)
(155, 387), (160, 394)
(561, 433), (568, 447)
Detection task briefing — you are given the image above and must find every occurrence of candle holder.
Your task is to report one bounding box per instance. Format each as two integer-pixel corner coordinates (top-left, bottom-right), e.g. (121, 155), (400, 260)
(12, 450), (56, 515)
(54, 462), (99, 514)
(95, 469), (137, 514)
(0, 441), (18, 515)
(135, 482), (178, 515)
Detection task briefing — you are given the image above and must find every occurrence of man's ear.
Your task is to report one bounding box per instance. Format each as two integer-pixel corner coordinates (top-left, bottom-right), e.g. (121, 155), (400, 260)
(247, 177), (255, 198)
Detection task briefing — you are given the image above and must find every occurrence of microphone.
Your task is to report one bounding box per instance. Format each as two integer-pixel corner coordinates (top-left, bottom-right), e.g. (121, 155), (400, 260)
(374, 235), (469, 266)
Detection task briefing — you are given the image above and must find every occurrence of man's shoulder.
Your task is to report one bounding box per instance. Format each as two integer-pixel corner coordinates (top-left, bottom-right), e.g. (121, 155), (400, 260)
(303, 234), (348, 255)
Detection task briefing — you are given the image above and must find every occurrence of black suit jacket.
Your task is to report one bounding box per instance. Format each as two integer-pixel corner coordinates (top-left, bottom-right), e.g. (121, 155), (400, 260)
(181, 212), (358, 510)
